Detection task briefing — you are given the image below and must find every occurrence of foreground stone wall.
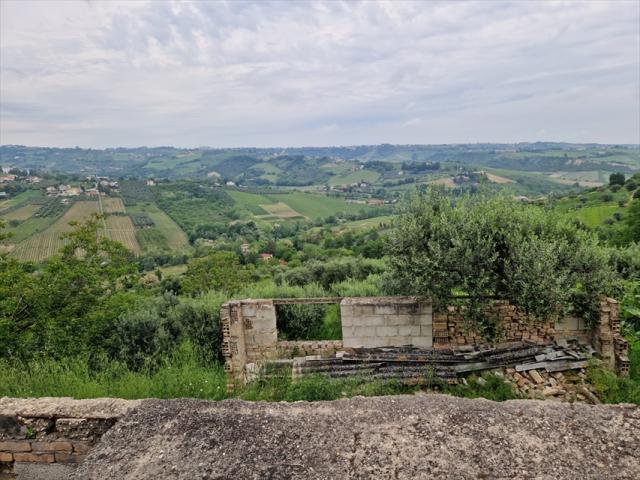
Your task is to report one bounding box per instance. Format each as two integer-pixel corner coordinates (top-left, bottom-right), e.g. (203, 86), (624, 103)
(0, 398), (137, 478)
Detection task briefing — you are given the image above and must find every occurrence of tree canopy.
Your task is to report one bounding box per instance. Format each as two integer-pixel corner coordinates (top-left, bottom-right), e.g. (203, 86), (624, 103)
(386, 189), (618, 338)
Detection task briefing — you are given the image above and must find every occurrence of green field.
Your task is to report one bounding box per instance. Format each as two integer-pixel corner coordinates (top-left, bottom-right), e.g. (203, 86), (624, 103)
(227, 189), (379, 220)
(144, 152), (202, 171)
(1, 203), (40, 221)
(328, 170), (380, 186)
(268, 192), (375, 218)
(0, 189), (43, 212)
(227, 190), (273, 215)
(259, 202), (305, 219)
(136, 228), (171, 252)
(127, 203), (190, 252)
(333, 215), (395, 232)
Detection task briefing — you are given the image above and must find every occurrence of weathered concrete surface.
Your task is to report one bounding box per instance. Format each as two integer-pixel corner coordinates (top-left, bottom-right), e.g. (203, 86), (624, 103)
(12, 462), (77, 480)
(73, 394), (639, 480)
(0, 397), (140, 419)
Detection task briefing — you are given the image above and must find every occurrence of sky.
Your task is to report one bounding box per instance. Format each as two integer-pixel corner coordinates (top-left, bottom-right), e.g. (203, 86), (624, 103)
(0, 0), (639, 148)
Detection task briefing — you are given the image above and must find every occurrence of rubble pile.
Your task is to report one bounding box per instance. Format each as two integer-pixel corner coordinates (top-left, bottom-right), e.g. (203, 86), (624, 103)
(502, 366), (601, 403)
(291, 339), (599, 401)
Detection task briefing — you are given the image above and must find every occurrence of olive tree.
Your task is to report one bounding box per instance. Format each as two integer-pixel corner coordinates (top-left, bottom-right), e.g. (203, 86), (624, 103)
(386, 189), (618, 338)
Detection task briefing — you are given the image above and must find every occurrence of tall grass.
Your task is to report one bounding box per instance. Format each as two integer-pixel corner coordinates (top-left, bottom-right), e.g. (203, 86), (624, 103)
(2, 337), (637, 404)
(238, 374), (419, 402)
(588, 335), (640, 404)
(0, 343), (227, 400)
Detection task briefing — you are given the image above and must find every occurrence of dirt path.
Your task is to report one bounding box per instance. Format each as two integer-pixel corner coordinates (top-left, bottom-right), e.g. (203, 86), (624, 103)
(73, 394), (639, 479)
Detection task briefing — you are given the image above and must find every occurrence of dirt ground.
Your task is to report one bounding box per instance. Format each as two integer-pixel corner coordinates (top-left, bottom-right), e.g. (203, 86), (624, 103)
(73, 394), (639, 480)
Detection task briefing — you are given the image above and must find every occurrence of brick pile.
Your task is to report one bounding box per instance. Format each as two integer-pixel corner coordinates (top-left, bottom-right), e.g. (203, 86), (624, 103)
(502, 367), (601, 403)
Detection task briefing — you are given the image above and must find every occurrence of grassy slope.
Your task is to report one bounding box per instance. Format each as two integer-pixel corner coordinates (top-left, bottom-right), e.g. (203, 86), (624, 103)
(554, 186), (633, 228)
(575, 205), (621, 229)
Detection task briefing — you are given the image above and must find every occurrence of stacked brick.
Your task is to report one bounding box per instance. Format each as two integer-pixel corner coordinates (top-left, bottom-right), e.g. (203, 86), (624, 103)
(433, 301), (556, 348)
(594, 297), (629, 376)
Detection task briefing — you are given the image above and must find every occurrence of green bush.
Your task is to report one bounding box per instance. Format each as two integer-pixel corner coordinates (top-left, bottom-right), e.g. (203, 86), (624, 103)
(277, 257), (385, 289)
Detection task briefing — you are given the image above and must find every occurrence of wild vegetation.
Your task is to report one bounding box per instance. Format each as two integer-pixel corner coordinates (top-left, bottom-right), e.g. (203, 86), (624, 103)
(1, 148), (639, 403)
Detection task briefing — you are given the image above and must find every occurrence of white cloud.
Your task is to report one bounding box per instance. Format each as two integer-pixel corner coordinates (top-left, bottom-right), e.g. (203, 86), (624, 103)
(0, 0), (638, 147)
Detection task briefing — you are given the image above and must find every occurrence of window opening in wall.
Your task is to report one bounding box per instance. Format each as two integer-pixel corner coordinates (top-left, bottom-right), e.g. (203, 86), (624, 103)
(275, 303), (342, 341)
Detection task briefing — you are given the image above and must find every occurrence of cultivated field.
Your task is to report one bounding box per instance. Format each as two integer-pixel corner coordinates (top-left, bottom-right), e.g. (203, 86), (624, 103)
(102, 215), (141, 254)
(259, 202), (305, 219)
(127, 203), (190, 252)
(0, 204), (40, 221)
(10, 232), (68, 261)
(429, 177), (456, 187)
(0, 190), (42, 212)
(485, 173), (515, 184)
(328, 170), (380, 186)
(267, 192), (376, 218)
(10, 201), (143, 261)
(60, 201), (101, 225)
(102, 197), (126, 214)
(227, 190), (272, 215)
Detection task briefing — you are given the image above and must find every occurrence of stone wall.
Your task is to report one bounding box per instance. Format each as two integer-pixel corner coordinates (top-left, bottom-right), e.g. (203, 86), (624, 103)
(432, 300), (592, 348)
(0, 398), (137, 478)
(340, 297), (432, 348)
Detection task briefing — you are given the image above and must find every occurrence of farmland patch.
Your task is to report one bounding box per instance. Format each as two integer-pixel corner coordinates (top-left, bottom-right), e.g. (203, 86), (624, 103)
(102, 215), (141, 254)
(102, 197), (126, 214)
(127, 203), (189, 251)
(0, 204), (40, 221)
(485, 173), (515, 184)
(259, 202), (305, 219)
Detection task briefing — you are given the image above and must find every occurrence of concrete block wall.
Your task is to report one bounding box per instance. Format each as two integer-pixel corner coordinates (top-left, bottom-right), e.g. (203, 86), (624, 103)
(340, 297), (433, 348)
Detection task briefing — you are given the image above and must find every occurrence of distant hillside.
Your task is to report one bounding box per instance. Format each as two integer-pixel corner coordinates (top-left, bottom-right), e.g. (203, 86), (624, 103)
(1, 144), (638, 196)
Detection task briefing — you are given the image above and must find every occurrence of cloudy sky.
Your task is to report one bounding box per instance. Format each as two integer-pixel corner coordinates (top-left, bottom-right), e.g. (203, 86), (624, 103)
(1, 0), (639, 148)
